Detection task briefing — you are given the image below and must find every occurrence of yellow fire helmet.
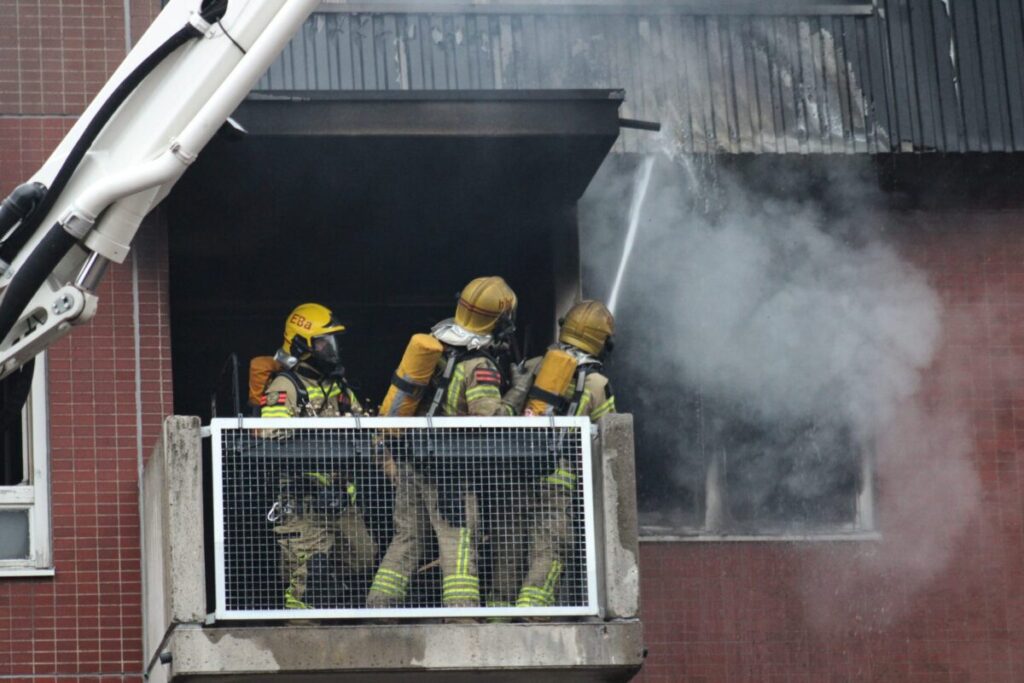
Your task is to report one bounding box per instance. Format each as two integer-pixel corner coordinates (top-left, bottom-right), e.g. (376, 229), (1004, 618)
(282, 303), (346, 363)
(454, 276), (518, 335)
(559, 300), (615, 357)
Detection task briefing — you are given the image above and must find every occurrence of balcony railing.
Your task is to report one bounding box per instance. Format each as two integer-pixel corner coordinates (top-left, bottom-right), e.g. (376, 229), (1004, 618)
(211, 416), (598, 620)
(142, 414), (642, 682)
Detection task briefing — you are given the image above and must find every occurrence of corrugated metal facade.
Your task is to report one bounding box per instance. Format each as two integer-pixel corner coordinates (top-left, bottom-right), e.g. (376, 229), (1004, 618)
(255, 1), (1024, 154)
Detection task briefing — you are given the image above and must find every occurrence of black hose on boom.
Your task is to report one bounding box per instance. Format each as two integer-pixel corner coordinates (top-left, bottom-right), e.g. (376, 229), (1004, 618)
(0, 183), (46, 245)
(0, 20), (208, 350)
(0, 22), (204, 268)
(0, 224), (79, 344)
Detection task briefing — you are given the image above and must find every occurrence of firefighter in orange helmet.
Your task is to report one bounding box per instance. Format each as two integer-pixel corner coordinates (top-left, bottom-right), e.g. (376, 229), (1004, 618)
(367, 277), (523, 609)
(261, 303), (376, 609)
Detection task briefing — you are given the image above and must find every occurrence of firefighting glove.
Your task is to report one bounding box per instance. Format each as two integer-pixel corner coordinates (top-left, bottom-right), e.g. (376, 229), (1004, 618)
(501, 361), (535, 416)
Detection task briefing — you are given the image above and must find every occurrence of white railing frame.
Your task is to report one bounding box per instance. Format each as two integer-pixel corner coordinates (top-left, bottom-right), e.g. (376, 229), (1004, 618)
(211, 415), (598, 620)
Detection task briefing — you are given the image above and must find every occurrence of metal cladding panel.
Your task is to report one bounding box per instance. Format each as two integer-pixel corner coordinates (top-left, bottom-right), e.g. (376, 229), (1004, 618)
(254, 1), (1024, 153)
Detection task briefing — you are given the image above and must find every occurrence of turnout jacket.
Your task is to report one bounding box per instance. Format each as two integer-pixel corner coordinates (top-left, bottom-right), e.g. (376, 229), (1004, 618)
(260, 363), (364, 418)
(421, 351), (515, 417)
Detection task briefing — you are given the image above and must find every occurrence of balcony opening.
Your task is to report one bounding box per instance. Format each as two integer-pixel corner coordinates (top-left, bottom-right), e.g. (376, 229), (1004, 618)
(166, 91), (621, 422)
(163, 91), (622, 615)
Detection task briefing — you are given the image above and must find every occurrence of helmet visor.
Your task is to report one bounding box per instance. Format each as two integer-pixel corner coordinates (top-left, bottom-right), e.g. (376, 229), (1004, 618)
(311, 333), (342, 365)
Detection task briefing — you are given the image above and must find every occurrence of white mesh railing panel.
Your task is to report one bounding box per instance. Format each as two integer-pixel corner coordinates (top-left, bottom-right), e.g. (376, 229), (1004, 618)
(211, 417), (597, 619)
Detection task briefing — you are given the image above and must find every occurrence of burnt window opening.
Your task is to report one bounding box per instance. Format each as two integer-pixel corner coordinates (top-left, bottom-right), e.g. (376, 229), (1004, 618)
(720, 420), (861, 529)
(619, 374), (870, 537)
(630, 391), (867, 536)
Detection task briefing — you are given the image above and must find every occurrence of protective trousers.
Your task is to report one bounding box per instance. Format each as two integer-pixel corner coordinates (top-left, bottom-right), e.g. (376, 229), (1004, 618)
(483, 472), (528, 607)
(484, 458), (574, 608)
(275, 506), (377, 609)
(517, 460), (574, 607)
(367, 463), (480, 607)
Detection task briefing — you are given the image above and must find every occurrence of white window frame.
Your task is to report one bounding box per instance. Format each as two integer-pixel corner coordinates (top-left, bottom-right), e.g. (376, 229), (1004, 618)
(640, 446), (879, 543)
(0, 353), (53, 576)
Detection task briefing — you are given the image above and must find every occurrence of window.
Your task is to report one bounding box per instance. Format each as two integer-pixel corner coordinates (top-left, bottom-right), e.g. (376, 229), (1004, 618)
(0, 354), (52, 575)
(633, 391), (876, 540)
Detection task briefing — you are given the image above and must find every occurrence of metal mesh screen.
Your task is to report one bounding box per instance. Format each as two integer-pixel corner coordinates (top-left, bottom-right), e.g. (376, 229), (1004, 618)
(212, 416), (597, 619)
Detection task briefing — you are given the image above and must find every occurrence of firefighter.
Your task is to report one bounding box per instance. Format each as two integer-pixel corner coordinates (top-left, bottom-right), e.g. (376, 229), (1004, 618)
(261, 303), (377, 609)
(260, 303), (363, 419)
(366, 276), (524, 609)
(490, 300), (617, 609)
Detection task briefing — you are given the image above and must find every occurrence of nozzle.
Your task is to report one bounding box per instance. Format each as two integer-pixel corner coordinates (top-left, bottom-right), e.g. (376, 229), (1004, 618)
(618, 117), (662, 132)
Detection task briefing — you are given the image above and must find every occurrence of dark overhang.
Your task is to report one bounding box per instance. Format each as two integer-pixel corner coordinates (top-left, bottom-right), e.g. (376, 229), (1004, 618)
(237, 89), (624, 139)
(230, 90), (624, 202)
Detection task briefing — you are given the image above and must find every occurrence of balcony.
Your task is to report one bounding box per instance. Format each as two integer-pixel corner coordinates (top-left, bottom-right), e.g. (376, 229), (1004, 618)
(142, 414), (643, 682)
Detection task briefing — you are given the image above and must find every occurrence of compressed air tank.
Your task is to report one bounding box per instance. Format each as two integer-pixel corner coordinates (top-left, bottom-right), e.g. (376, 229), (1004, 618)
(248, 355), (282, 407)
(524, 348), (578, 416)
(379, 333), (444, 416)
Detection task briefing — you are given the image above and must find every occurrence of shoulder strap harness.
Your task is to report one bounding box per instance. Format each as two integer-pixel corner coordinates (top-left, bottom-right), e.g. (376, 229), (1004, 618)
(271, 369), (310, 414)
(424, 348), (498, 417)
(565, 368), (589, 417)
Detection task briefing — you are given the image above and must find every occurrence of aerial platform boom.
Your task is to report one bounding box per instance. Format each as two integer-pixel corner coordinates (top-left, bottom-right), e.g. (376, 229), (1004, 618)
(0, 0), (319, 401)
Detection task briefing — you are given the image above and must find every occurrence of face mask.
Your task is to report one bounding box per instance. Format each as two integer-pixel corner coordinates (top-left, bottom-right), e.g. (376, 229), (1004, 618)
(309, 333), (342, 373)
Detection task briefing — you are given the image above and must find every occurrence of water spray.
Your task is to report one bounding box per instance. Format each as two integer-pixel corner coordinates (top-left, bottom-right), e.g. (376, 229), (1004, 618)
(607, 155), (656, 316)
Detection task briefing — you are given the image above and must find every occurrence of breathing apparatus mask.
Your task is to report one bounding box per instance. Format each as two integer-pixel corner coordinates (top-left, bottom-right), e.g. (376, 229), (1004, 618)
(312, 333), (346, 377)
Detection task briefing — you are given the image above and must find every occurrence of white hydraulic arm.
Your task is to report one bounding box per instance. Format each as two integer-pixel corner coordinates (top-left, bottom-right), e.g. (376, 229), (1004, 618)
(0, 0), (319, 391)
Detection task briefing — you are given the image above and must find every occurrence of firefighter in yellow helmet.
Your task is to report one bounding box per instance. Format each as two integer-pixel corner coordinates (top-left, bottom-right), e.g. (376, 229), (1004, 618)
(367, 277), (524, 609)
(261, 303), (377, 609)
(487, 300), (617, 609)
(261, 303), (363, 418)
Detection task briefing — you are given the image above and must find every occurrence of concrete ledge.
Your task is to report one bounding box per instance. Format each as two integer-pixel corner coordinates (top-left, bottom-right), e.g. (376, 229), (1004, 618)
(167, 621), (643, 682)
(598, 414), (640, 619)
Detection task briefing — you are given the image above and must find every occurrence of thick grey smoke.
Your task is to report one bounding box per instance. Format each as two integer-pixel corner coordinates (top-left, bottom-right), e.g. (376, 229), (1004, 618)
(579, 150), (982, 625)
(611, 157), (938, 435)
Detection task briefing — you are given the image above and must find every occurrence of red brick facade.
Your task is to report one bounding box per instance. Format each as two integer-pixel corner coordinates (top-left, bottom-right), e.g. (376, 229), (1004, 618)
(636, 214), (1024, 682)
(1, 2), (166, 681)
(0, 130), (170, 680)
(2, 3), (1022, 683)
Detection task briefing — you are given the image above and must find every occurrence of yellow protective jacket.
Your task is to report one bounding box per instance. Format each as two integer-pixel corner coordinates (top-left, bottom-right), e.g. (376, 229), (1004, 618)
(260, 364), (364, 418)
(421, 351), (515, 417)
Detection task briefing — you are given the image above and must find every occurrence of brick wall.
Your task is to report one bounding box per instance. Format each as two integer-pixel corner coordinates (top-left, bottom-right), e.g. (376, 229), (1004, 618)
(0, 1), (165, 681)
(635, 211), (1024, 682)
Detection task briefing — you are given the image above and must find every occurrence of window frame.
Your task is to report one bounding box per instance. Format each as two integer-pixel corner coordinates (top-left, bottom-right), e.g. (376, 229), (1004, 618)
(0, 353), (53, 576)
(639, 446), (879, 542)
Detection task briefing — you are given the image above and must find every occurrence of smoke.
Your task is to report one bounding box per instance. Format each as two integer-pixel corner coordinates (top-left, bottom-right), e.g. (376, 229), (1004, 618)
(579, 149), (984, 627)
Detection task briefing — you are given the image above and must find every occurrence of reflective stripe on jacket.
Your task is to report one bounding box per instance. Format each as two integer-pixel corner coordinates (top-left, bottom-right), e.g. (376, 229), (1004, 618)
(260, 364), (364, 418)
